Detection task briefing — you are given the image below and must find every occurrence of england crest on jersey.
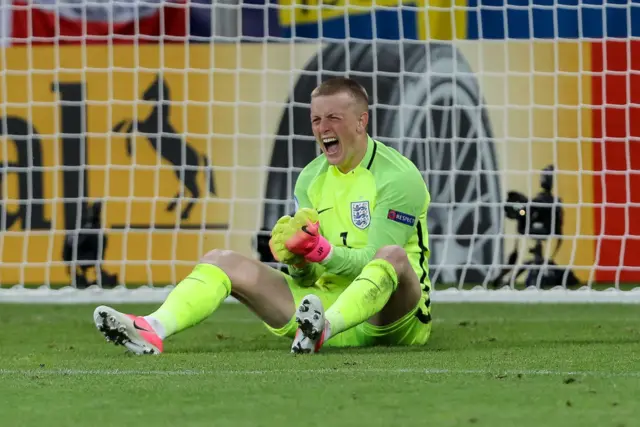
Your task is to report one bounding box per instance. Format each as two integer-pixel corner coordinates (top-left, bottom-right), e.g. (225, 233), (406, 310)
(351, 201), (371, 230)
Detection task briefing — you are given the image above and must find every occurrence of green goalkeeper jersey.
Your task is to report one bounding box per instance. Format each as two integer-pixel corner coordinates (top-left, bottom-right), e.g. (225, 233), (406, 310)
(292, 135), (431, 293)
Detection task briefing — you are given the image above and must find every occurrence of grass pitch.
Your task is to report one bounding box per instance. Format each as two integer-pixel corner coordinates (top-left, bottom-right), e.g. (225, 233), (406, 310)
(0, 302), (638, 427)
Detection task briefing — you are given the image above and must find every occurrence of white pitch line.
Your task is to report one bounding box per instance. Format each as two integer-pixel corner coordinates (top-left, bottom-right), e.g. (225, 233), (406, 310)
(1, 368), (638, 378)
(213, 316), (640, 325)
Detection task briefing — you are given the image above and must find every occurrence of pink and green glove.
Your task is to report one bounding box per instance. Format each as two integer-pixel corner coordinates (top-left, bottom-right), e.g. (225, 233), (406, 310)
(285, 208), (333, 264)
(269, 215), (304, 265)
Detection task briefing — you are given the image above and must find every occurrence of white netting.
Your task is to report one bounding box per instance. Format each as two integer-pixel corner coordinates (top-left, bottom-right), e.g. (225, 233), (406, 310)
(1, 1), (639, 303)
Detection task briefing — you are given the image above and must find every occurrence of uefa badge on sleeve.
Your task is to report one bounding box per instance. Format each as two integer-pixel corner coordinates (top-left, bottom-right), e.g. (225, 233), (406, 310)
(387, 209), (416, 227)
(351, 201), (371, 230)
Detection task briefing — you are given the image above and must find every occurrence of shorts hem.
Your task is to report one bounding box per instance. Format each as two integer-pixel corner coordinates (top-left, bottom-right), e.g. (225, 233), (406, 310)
(358, 298), (423, 337)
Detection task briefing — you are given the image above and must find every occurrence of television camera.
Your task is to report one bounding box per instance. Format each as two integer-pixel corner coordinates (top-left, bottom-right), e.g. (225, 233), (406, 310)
(491, 165), (580, 289)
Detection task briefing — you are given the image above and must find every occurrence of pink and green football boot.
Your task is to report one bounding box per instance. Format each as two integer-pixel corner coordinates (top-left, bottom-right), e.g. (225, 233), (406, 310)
(291, 294), (328, 354)
(93, 305), (163, 355)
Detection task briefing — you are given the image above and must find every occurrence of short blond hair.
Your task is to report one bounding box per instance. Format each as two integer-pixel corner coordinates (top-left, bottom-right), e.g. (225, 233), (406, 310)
(311, 77), (369, 112)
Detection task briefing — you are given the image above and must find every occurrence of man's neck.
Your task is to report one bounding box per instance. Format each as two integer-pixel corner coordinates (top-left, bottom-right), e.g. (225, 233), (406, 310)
(337, 136), (368, 174)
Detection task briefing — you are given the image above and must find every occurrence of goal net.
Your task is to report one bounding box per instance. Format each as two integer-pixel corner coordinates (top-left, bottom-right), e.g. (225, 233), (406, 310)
(1, 0), (639, 303)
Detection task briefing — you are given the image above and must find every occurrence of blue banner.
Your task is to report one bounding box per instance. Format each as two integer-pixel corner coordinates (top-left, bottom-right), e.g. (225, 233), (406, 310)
(240, 0), (640, 40)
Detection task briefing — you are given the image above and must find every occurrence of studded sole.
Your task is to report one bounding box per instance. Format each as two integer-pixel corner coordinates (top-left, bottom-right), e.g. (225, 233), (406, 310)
(95, 309), (158, 355)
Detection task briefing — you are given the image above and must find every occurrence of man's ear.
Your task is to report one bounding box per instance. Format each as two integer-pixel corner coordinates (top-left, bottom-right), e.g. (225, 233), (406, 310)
(358, 111), (369, 133)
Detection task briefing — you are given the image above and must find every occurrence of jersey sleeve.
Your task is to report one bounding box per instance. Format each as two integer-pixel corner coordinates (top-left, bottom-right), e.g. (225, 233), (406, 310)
(288, 166), (325, 280)
(322, 170), (428, 277)
(293, 169), (314, 211)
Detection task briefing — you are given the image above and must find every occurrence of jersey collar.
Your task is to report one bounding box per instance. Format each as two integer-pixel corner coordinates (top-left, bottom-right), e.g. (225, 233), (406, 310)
(330, 135), (377, 175)
(358, 135), (377, 170)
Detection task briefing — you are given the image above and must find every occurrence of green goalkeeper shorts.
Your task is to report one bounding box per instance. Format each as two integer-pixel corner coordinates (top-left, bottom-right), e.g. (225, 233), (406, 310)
(264, 272), (432, 348)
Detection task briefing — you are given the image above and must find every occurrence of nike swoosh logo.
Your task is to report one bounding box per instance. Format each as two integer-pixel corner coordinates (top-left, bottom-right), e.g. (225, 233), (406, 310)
(301, 225), (314, 236)
(318, 207), (333, 214)
(133, 320), (150, 332)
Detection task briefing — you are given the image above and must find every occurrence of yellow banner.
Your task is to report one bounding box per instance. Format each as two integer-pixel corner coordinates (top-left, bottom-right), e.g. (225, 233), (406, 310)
(278, 0), (421, 26)
(0, 41), (595, 287)
(276, 0), (467, 41)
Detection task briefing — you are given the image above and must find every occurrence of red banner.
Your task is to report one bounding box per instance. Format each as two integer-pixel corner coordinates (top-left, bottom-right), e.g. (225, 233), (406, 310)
(592, 40), (640, 283)
(5, 0), (188, 45)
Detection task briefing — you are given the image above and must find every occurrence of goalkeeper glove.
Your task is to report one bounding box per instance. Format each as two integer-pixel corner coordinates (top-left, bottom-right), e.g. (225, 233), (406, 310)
(269, 215), (304, 265)
(285, 208), (333, 264)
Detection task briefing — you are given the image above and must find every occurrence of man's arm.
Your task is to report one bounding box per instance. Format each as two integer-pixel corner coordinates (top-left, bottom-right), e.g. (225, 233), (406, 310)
(322, 171), (427, 277)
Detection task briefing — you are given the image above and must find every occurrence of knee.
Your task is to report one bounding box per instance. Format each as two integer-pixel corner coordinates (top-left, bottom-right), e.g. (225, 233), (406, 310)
(198, 249), (262, 288)
(373, 245), (409, 272)
(200, 248), (239, 270)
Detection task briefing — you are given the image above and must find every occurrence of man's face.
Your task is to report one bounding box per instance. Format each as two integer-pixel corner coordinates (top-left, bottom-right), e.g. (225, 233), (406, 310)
(310, 91), (367, 170)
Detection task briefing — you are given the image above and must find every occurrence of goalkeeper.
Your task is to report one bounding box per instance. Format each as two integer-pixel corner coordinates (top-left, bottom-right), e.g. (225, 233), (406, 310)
(93, 77), (432, 355)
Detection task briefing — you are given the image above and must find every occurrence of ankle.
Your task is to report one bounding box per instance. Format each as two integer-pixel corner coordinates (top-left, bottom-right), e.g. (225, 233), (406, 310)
(143, 315), (167, 340)
(323, 320), (332, 342)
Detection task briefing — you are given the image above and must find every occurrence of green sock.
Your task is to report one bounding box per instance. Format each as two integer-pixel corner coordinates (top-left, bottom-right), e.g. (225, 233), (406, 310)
(324, 259), (398, 338)
(144, 263), (231, 339)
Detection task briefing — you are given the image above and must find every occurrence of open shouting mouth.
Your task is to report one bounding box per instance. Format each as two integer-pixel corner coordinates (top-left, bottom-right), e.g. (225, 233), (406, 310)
(322, 137), (340, 156)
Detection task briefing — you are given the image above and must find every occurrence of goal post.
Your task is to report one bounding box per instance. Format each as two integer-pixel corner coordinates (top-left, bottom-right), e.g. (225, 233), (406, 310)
(1, 1), (639, 304)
